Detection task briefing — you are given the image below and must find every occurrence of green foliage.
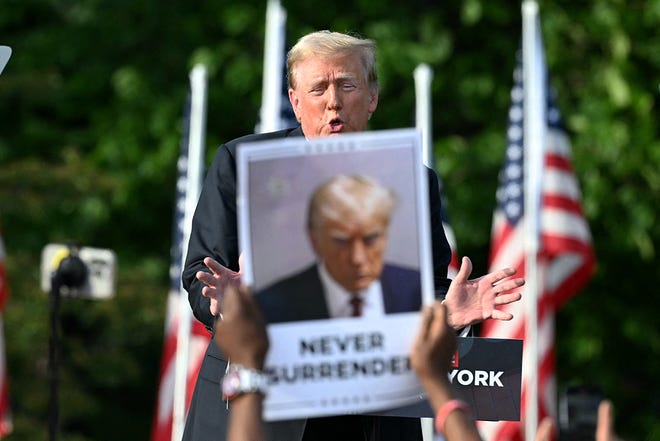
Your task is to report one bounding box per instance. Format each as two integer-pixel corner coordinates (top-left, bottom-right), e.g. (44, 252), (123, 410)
(1, 0), (658, 440)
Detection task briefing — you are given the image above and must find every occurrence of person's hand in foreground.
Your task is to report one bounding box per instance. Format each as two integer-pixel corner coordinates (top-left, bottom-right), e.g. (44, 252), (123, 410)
(214, 284), (269, 369)
(410, 301), (456, 391)
(596, 400), (622, 441)
(443, 256), (525, 329)
(196, 255), (244, 316)
(410, 301), (482, 441)
(214, 285), (269, 441)
(533, 417), (555, 441)
(533, 399), (622, 441)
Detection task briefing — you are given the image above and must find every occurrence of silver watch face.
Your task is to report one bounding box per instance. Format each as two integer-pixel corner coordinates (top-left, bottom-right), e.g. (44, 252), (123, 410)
(222, 366), (267, 400)
(222, 370), (241, 399)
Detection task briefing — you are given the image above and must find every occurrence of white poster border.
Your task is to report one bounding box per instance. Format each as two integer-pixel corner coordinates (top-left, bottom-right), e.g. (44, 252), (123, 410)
(236, 128), (434, 421)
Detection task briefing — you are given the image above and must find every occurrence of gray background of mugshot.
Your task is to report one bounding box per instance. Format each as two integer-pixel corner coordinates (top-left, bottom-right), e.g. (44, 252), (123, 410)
(245, 146), (429, 290)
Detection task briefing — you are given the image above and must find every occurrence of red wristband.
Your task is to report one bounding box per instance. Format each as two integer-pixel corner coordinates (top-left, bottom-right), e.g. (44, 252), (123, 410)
(434, 399), (471, 435)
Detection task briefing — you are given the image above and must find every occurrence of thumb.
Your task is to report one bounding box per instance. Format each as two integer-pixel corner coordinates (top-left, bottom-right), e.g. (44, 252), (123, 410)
(454, 256), (473, 283)
(237, 253), (244, 275)
(596, 400), (614, 441)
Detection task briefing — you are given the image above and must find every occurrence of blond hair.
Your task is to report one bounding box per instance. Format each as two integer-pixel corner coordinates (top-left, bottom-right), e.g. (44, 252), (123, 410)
(287, 30), (378, 91)
(307, 175), (396, 231)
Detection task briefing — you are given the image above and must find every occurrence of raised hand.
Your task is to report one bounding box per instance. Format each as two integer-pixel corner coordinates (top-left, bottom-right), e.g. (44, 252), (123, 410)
(214, 285), (269, 370)
(443, 256), (524, 329)
(196, 255), (243, 316)
(411, 301), (483, 441)
(596, 400), (622, 441)
(410, 301), (456, 389)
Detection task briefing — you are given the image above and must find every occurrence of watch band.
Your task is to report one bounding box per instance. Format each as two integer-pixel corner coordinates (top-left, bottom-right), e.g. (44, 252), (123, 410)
(221, 364), (268, 401)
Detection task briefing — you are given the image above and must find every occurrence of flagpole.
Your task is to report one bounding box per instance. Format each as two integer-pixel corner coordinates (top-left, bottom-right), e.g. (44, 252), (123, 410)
(258, 0), (287, 133)
(413, 62), (437, 441)
(0, 46), (11, 75)
(171, 64), (208, 441)
(522, 1), (545, 440)
(414, 64), (434, 168)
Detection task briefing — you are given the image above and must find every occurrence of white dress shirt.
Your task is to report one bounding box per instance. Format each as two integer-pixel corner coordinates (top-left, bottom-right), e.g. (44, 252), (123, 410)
(317, 262), (385, 318)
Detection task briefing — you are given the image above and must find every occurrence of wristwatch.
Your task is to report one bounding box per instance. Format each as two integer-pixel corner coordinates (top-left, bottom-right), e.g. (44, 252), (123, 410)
(221, 364), (268, 401)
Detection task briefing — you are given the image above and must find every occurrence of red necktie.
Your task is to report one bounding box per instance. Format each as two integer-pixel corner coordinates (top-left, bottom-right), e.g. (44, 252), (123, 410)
(350, 293), (363, 317)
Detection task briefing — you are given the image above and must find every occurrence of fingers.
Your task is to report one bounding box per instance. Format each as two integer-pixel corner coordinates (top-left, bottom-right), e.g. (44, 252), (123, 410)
(237, 253), (245, 275)
(485, 267), (519, 287)
(221, 284), (239, 314)
(429, 301), (448, 337)
(237, 285), (262, 323)
(494, 277), (525, 292)
(204, 256), (229, 275)
(454, 256), (473, 283)
(490, 310), (514, 321)
(533, 417), (554, 441)
(494, 292), (522, 306)
(196, 270), (216, 288)
(216, 285), (255, 327)
(213, 286), (234, 332)
(413, 302), (448, 352)
(415, 305), (434, 344)
(487, 273), (524, 306)
(596, 400), (614, 441)
(197, 256), (243, 289)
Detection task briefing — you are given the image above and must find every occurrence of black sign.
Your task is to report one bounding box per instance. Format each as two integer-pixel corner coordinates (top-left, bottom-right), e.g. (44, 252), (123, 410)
(377, 337), (522, 421)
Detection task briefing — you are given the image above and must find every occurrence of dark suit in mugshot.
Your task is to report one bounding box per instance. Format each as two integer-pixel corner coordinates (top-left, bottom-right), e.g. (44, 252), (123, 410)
(255, 263), (422, 323)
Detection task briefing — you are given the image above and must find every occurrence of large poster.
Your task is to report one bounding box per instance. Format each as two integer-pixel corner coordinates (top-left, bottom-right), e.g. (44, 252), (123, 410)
(236, 128), (522, 422)
(237, 129), (434, 421)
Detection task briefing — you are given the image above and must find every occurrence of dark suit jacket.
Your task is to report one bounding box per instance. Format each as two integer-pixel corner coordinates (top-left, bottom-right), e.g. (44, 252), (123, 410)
(256, 263), (422, 323)
(181, 126), (453, 441)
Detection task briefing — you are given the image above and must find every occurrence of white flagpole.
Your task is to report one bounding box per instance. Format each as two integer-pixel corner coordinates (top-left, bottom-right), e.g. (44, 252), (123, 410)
(0, 46), (11, 75)
(522, 1), (546, 440)
(413, 63), (437, 441)
(414, 63), (434, 168)
(258, 0), (287, 133)
(172, 64), (208, 441)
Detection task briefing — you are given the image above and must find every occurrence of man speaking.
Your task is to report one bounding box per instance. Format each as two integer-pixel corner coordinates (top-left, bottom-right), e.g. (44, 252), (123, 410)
(183, 30), (524, 441)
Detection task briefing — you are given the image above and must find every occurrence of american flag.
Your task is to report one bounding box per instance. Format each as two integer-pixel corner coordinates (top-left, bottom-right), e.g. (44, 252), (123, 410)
(0, 231), (12, 438)
(150, 95), (210, 441)
(477, 41), (596, 440)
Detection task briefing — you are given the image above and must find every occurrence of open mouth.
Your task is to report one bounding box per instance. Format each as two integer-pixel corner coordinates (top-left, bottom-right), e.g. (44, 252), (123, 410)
(329, 118), (344, 132)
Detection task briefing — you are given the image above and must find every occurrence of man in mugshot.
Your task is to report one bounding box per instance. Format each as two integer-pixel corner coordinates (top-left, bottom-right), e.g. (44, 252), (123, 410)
(256, 174), (421, 322)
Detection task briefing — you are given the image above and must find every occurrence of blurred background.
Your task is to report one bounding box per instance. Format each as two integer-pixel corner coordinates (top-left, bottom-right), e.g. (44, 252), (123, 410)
(0, 0), (658, 440)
